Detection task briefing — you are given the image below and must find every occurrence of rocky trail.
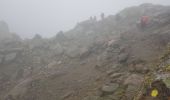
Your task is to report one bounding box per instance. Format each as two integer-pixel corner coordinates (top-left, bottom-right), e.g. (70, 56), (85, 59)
(0, 3), (170, 100)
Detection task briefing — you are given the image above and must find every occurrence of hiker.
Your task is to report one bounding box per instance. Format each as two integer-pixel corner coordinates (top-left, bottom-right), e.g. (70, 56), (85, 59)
(115, 14), (121, 21)
(101, 13), (105, 20)
(140, 16), (149, 28)
(93, 16), (97, 21)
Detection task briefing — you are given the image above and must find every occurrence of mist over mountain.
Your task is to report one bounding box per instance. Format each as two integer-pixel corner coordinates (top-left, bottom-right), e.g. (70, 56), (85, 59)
(0, 0), (170, 38)
(0, 3), (170, 100)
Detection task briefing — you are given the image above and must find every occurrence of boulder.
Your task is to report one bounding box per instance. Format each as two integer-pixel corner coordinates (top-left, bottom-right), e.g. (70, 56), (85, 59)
(57, 61), (62, 65)
(165, 58), (170, 65)
(126, 85), (139, 92)
(61, 91), (73, 99)
(107, 39), (116, 47)
(4, 52), (17, 62)
(124, 74), (144, 86)
(110, 73), (122, 79)
(23, 67), (32, 78)
(82, 96), (100, 100)
(33, 34), (42, 40)
(5, 95), (15, 100)
(0, 20), (9, 33)
(79, 47), (90, 58)
(65, 46), (80, 58)
(118, 53), (129, 63)
(47, 61), (57, 69)
(101, 83), (119, 95)
(0, 54), (4, 64)
(111, 85), (127, 100)
(106, 70), (115, 76)
(50, 43), (64, 55)
(65, 49), (79, 58)
(125, 85), (139, 100)
(135, 64), (149, 74)
(56, 31), (67, 42)
(129, 64), (149, 74)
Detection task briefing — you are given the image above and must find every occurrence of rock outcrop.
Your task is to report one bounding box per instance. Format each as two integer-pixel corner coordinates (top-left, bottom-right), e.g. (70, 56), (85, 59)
(0, 3), (170, 100)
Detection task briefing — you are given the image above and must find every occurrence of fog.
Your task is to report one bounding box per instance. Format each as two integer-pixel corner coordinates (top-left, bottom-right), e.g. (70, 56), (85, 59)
(0, 0), (170, 38)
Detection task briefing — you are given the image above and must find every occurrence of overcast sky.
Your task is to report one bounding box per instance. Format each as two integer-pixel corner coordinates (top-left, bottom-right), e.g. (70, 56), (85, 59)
(0, 0), (170, 38)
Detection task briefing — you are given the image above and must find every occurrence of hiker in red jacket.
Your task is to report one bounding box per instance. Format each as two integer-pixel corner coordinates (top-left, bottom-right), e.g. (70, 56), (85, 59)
(140, 16), (149, 28)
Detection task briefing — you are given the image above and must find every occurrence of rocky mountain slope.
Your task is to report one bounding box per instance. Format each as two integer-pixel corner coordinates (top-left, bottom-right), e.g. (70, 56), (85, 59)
(0, 3), (170, 100)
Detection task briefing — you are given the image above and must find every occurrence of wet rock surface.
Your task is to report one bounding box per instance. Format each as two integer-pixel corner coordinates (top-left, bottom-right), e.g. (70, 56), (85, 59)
(101, 83), (119, 95)
(0, 3), (170, 100)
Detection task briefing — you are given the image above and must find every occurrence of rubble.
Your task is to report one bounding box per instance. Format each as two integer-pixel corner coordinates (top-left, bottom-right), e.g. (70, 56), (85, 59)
(0, 3), (170, 100)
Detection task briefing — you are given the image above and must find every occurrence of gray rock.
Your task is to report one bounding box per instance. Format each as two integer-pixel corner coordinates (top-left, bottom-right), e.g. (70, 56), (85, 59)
(118, 53), (129, 63)
(50, 43), (64, 55)
(107, 39), (116, 47)
(126, 85), (139, 92)
(129, 64), (149, 74)
(124, 74), (143, 86)
(156, 74), (170, 80)
(106, 65), (120, 74)
(57, 61), (62, 65)
(82, 96), (100, 100)
(111, 64), (119, 69)
(125, 85), (139, 100)
(65, 46), (80, 58)
(101, 83), (119, 95)
(56, 31), (66, 42)
(23, 67), (32, 78)
(137, 65), (149, 74)
(47, 61), (57, 69)
(165, 59), (170, 64)
(0, 54), (4, 64)
(4, 52), (17, 62)
(111, 85), (127, 100)
(80, 60), (87, 65)
(79, 47), (90, 58)
(106, 70), (115, 76)
(61, 92), (73, 100)
(110, 73), (122, 79)
(0, 21), (9, 33)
